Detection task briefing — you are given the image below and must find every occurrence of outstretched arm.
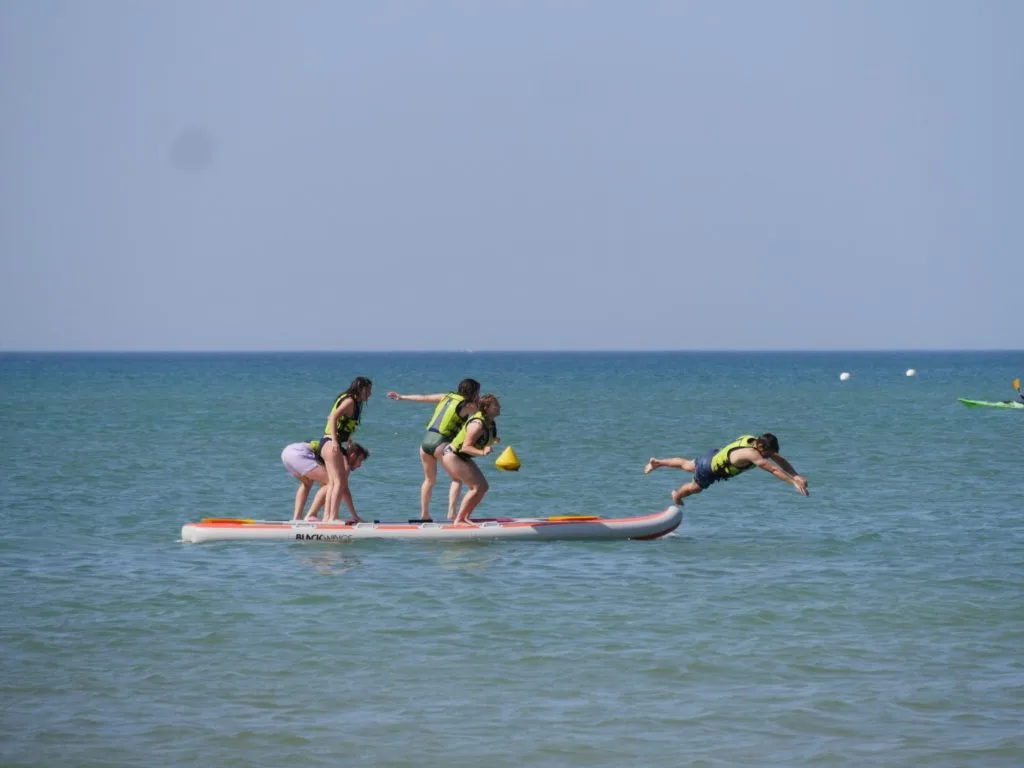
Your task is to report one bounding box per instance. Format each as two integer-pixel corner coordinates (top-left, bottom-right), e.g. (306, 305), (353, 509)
(772, 455), (809, 495)
(387, 392), (446, 403)
(336, 471), (361, 522)
(754, 456), (809, 496)
(771, 454), (799, 476)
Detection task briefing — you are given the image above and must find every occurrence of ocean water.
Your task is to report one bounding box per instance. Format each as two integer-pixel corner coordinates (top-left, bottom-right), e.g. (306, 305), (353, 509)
(1, 351), (1022, 767)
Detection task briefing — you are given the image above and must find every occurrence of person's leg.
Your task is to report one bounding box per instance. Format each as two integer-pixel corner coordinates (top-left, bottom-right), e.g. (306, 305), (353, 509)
(671, 480), (703, 506)
(447, 480), (462, 520)
(293, 478), (313, 520)
(431, 442), (461, 519)
(305, 485), (329, 519)
(334, 461), (359, 522)
(302, 466), (330, 520)
(283, 443), (318, 519)
(419, 448), (437, 521)
(454, 462), (489, 524)
(321, 441), (347, 522)
(644, 457), (695, 474)
(441, 452), (486, 525)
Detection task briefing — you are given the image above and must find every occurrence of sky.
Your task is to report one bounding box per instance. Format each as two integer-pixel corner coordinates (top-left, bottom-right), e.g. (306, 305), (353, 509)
(1, 0), (1021, 351)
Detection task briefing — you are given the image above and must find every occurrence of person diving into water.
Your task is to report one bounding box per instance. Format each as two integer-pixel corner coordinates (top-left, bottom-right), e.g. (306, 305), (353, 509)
(644, 433), (809, 506)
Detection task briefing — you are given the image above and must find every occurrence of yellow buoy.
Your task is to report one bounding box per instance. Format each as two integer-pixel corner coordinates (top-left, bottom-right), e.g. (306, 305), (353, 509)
(495, 446), (521, 471)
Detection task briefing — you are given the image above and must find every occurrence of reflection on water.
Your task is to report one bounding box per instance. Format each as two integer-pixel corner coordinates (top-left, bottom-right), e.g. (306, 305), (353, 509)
(295, 546), (364, 576)
(436, 543), (497, 573)
(294, 541), (499, 575)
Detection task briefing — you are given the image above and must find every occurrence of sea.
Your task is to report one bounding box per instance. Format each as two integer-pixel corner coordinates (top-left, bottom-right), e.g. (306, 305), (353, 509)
(1, 351), (1022, 767)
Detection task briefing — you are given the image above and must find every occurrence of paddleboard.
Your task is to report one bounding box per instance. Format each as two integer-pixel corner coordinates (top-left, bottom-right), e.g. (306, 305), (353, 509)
(181, 506), (682, 544)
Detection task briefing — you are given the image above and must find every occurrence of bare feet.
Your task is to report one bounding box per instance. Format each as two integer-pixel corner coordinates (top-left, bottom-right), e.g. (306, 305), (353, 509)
(670, 489), (685, 506)
(644, 458), (658, 475)
(452, 518), (479, 528)
(304, 514), (321, 522)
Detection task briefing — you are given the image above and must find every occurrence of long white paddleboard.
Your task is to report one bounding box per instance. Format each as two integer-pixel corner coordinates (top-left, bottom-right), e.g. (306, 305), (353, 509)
(181, 506), (682, 544)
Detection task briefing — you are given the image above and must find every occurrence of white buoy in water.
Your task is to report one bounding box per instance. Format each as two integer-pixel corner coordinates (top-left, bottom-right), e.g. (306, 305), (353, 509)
(906, 368), (916, 377)
(839, 372), (851, 381)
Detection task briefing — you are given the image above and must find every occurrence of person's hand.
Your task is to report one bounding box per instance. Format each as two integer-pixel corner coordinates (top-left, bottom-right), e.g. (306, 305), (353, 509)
(386, 391), (401, 400)
(794, 475), (810, 496)
(482, 446), (493, 456)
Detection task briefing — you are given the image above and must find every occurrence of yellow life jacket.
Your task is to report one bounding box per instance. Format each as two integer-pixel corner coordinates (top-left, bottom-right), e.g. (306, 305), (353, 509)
(323, 393), (362, 442)
(709, 435), (759, 479)
(425, 392), (469, 439)
(449, 411), (496, 454)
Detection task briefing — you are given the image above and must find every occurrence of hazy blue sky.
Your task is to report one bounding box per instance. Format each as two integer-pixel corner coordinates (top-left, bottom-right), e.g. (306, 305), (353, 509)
(1, 1), (1020, 351)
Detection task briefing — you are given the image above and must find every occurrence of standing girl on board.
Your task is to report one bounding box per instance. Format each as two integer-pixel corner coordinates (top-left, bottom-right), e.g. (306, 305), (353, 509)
(441, 394), (501, 526)
(387, 378), (481, 522)
(319, 376), (373, 523)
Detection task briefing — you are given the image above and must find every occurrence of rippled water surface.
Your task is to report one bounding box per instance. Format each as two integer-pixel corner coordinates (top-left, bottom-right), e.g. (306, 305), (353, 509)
(2, 352), (1022, 766)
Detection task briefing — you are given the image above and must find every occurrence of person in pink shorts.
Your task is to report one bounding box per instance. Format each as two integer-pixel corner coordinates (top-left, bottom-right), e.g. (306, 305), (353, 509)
(281, 440), (369, 521)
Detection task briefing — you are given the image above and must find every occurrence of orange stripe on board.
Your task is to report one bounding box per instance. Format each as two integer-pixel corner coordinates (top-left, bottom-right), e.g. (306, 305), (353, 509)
(200, 518), (256, 525)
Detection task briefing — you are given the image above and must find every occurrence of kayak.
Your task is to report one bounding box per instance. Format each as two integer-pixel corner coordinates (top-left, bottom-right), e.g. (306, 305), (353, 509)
(957, 398), (1024, 410)
(181, 506), (683, 544)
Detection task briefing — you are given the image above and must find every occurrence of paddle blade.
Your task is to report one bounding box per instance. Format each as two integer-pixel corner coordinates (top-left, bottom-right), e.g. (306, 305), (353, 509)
(201, 518), (256, 524)
(495, 446), (521, 471)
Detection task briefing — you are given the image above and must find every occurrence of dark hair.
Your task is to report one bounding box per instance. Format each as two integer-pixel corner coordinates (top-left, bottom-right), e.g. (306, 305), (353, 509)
(345, 376), (373, 398)
(457, 378), (481, 400)
(349, 442), (370, 460)
(477, 393), (500, 414)
(758, 433), (779, 453)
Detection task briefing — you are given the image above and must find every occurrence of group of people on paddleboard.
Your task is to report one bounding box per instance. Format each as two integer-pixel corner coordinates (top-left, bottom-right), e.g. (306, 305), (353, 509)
(280, 376), (502, 527)
(280, 373), (812, 526)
